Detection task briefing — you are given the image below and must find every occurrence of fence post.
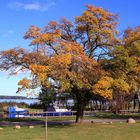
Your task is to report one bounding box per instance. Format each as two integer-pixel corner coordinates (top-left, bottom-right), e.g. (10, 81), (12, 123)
(45, 112), (47, 140)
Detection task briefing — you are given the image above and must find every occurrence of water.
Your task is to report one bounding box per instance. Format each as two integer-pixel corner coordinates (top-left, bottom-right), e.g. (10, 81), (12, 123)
(0, 98), (39, 105)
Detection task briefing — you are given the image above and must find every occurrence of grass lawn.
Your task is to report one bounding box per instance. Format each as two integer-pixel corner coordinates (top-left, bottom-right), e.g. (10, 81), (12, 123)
(0, 122), (140, 140)
(0, 113), (140, 140)
(0, 125), (44, 140)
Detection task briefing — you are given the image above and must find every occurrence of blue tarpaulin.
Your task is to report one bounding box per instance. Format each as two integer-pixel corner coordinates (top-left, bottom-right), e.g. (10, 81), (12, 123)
(8, 106), (28, 118)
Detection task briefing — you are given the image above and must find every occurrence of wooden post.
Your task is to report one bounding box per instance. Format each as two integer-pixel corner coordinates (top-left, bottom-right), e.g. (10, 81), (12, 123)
(45, 112), (47, 140)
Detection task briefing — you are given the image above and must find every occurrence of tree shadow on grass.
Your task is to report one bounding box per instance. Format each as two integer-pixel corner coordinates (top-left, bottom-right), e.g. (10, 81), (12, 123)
(47, 120), (75, 128)
(0, 117), (75, 128)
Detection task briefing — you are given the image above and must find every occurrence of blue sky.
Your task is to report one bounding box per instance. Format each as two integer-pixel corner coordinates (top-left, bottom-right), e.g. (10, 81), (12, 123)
(0, 0), (140, 96)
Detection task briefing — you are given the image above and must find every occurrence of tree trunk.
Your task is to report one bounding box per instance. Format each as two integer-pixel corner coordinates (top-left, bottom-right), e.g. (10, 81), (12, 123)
(133, 98), (136, 110)
(138, 95), (140, 113)
(112, 92), (125, 114)
(138, 101), (140, 113)
(128, 101), (130, 111)
(137, 88), (140, 113)
(75, 92), (85, 123)
(75, 104), (84, 123)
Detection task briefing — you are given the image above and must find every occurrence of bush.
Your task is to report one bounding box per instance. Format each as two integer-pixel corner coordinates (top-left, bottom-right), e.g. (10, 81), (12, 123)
(0, 102), (28, 112)
(29, 103), (43, 109)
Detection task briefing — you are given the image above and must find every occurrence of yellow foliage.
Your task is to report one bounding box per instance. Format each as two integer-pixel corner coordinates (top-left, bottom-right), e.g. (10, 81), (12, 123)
(24, 26), (41, 39)
(93, 77), (130, 100)
(51, 53), (72, 67)
(29, 64), (50, 83)
(93, 77), (113, 100)
(30, 64), (50, 74)
(59, 42), (84, 55)
(124, 26), (140, 46)
(112, 79), (130, 93)
(17, 78), (32, 92)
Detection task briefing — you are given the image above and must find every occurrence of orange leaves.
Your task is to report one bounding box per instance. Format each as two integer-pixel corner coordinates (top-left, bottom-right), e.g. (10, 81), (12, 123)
(29, 64), (50, 83)
(31, 29), (61, 45)
(59, 41), (84, 55)
(51, 54), (72, 67)
(86, 4), (112, 17)
(93, 77), (130, 100)
(60, 18), (73, 27)
(30, 64), (50, 74)
(17, 78), (32, 92)
(1, 47), (25, 57)
(124, 26), (140, 46)
(1, 49), (18, 58)
(46, 21), (59, 29)
(24, 23), (61, 47)
(93, 77), (113, 100)
(50, 53), (72, 90)
(133, 66), (140, 74)
(76, 4), (117, 28)
(31, 33), (50, 45)
(23, 4), (119, 59)
(24, 26), (41, 39)
(76, 10), (98, 25)
(18, 78), (31, 88)
(75, 4), (118, 57)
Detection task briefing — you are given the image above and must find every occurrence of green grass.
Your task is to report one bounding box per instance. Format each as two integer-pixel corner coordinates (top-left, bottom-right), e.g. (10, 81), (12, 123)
(0, 125), (44, 140)
(0, 122), (140, 140)
(48, 123), (140, 140)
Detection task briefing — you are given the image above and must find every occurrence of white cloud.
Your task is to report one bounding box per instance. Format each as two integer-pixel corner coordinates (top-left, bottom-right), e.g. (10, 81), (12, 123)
(24, 3), (44, 10)
(8, 0), (57, 11)
(7, 30), (14, 34)
(3, 30), (14, 37)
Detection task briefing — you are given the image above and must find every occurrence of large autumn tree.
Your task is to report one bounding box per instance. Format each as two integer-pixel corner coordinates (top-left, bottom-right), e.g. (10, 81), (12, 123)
(0, 5), (118, 123)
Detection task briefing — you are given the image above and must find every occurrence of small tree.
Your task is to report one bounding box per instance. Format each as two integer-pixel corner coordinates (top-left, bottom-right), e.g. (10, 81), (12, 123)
(39, 86), (57, 108)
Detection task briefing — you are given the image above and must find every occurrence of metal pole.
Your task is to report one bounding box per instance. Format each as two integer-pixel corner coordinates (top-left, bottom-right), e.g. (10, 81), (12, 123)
(45, 112), (47, 140)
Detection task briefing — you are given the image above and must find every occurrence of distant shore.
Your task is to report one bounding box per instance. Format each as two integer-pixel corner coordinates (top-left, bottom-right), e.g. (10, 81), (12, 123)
(0, 95), (37, 100)
(0, 96), (39, 105)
